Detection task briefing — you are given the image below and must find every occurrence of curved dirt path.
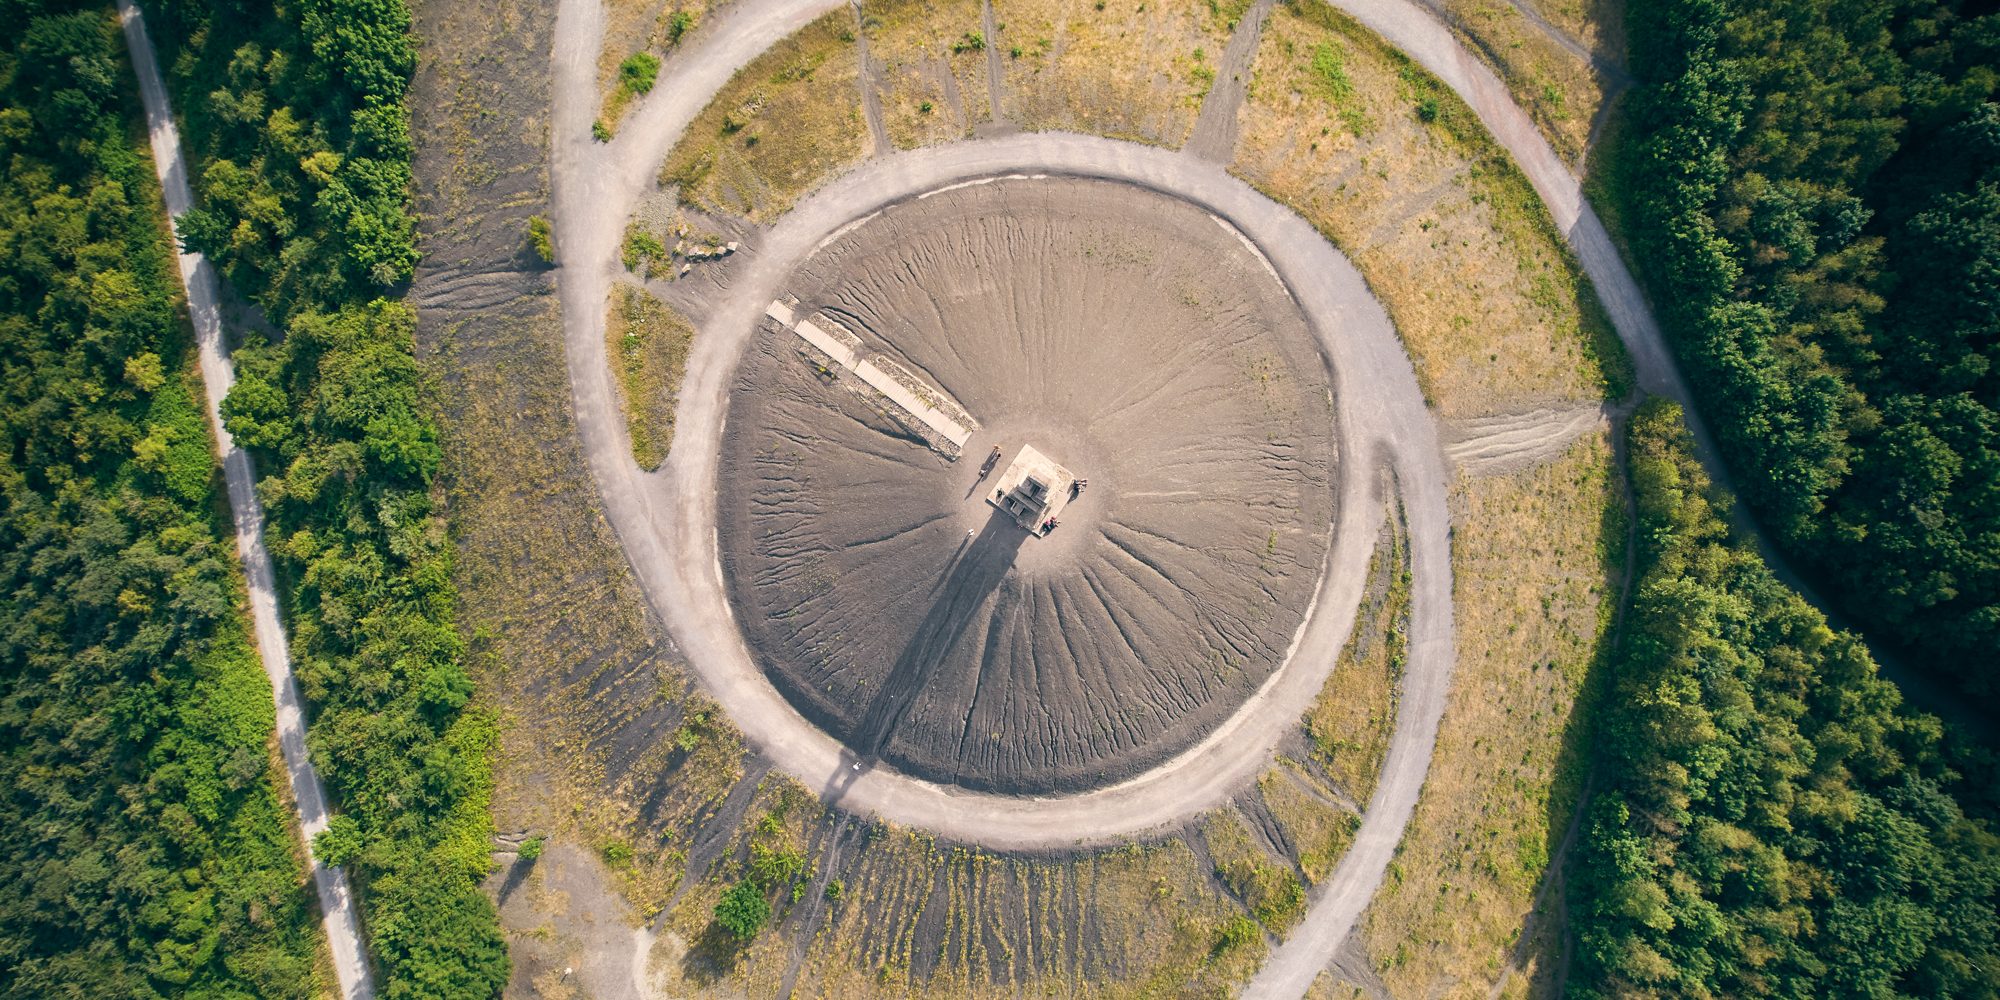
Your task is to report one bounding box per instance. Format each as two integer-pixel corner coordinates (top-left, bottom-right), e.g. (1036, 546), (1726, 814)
(552, 0), (1456, 845)
(1321, 0), (1685, 407)
(118, 3), (374, 997)
(547, 0), (1722, 992)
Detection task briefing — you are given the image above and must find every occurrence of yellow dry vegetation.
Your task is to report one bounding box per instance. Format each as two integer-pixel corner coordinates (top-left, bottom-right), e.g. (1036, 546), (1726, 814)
(862, 0), (993, 148)
(597, 1), (714, 127)
(1233, 0), (1627, 418)
(445, 287), (757, 922)
(1204, 808), (1308, 933)
(1257, 763), (1361, 883)
(652, 829), (1262, 998)
(1307, 971), (1371, 1000)
(1302, 498), (1405, 803)
(604, 284), (694, 470)
(992, 0), (1241, 145)
(1436, 0), (1620, 165)
(1357, 433), (1622, 997)
(661, 10), (866, 222)
(643, 775), (828, 994)
(1525, 0), (1625, 52)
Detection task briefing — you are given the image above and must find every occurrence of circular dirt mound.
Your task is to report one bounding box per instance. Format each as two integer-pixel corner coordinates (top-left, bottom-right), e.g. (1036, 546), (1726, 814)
(718, 177), (1338, 794)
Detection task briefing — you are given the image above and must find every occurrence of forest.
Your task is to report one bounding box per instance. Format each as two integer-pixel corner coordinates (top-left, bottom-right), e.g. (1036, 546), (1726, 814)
(144, 0), (510, 993)
(1612, 0), (2000, 702)
(1570, 401), (1999, 999)
(0, 4), (323, 995)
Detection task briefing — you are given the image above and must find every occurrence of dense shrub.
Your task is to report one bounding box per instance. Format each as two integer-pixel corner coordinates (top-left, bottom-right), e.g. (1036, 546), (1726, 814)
(144, 0), (508, 993)
(1613, 0), (2000, 700)
(0, 3), (320, 994)
(1570, 401), (2000, 999)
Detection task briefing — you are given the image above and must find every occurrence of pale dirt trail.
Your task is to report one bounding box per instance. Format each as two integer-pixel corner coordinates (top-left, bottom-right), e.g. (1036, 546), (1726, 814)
(116, 3), (374, 997)
(544, 0), (1748, 994)
(551, 0), (1457, 844)
(1445, 404), (1614, 476)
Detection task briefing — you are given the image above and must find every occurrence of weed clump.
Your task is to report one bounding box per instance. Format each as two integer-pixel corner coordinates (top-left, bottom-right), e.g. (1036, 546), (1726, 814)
(620, 52), (662, 94)
(526, 215), (555, 263)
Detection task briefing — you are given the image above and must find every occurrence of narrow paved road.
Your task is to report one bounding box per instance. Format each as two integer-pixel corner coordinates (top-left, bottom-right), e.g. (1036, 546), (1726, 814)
(118, 4), (374, 997)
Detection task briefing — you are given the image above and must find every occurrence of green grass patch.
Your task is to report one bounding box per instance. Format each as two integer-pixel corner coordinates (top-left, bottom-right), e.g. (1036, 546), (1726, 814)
(605, 285), (695, 470)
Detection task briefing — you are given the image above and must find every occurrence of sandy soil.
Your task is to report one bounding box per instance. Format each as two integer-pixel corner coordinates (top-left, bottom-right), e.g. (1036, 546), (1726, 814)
(718, 177), (1336, 794)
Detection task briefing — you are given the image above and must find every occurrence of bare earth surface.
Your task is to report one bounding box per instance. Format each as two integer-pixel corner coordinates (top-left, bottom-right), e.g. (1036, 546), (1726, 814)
(549, 2), (1459, 997)
(722, 178), (1336, 794)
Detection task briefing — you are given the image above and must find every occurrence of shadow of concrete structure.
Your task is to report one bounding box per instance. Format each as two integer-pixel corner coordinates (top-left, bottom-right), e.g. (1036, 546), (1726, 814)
(850, 507), (1026, 760)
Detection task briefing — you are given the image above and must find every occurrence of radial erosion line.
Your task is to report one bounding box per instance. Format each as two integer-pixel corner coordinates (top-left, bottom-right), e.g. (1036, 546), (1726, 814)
(116, 3), (376, 997)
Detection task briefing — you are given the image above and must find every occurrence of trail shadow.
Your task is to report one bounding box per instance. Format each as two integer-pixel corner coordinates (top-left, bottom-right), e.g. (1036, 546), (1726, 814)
(494, 852), (537, 906)
(850, 507), (1025, 760)
(821, 746), (867, 808)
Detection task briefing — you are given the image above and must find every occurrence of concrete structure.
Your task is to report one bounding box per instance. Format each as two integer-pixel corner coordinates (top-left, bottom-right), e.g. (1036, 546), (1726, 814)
(988, 445), (1075, 535)
(763, 299), (976, 454)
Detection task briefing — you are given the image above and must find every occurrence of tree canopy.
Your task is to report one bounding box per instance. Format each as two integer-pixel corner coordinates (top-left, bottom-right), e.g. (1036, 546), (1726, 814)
(1614, 0), (2000, 701)
(142, 0), (509, 993)
(1571, 401), (2000, 999)
(0, 3), (322, 995)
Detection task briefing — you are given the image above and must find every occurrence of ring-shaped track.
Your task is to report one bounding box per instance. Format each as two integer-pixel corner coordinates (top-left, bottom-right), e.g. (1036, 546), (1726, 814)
(567, 132), (1454, 850)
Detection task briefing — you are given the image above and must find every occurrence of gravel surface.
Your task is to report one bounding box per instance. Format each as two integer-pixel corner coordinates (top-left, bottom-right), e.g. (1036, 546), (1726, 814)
(720, 178), (1336, 793)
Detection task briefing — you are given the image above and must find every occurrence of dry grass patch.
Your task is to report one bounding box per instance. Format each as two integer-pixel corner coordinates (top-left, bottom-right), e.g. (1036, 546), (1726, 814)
(1303, 499), (1405, 803)
(1257, 763), (1361, 883)
(779, 835), (1261, 998)
(1437, 0), (1617, 165)
(661, 10), (866, 222)
(605, 284), (694, 470)
(992, 0), (1239, 145)
(1360, 432), (1622, 997)
(863, 0), (993, 148)
(1526, 0), (1624, 53)
(596, 0), (710, 130)
(1234, 0), (1628, 418)
(1203, 809), (1307, 933)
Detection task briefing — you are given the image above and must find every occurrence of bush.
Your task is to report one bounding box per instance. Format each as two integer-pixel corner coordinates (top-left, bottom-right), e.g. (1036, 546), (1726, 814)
(619, 52), (661, 95)
(1214, 915), (1259, 954)
(666, 9), (695, 44)
(713, 880), (771, 940)
(526, 215), (555, 264)
(314, 815), (366, 867)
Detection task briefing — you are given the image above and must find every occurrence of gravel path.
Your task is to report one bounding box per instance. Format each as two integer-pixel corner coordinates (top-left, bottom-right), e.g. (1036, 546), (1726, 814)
(551, 0), (1455, 846)
(546, 0), (1712, 993)
(1320, 0), (1686, 405)
(117, 3), (374, 996)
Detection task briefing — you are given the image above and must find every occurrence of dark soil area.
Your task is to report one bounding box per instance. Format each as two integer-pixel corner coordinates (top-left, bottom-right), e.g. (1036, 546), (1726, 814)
(719, 177), (1339, 794)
